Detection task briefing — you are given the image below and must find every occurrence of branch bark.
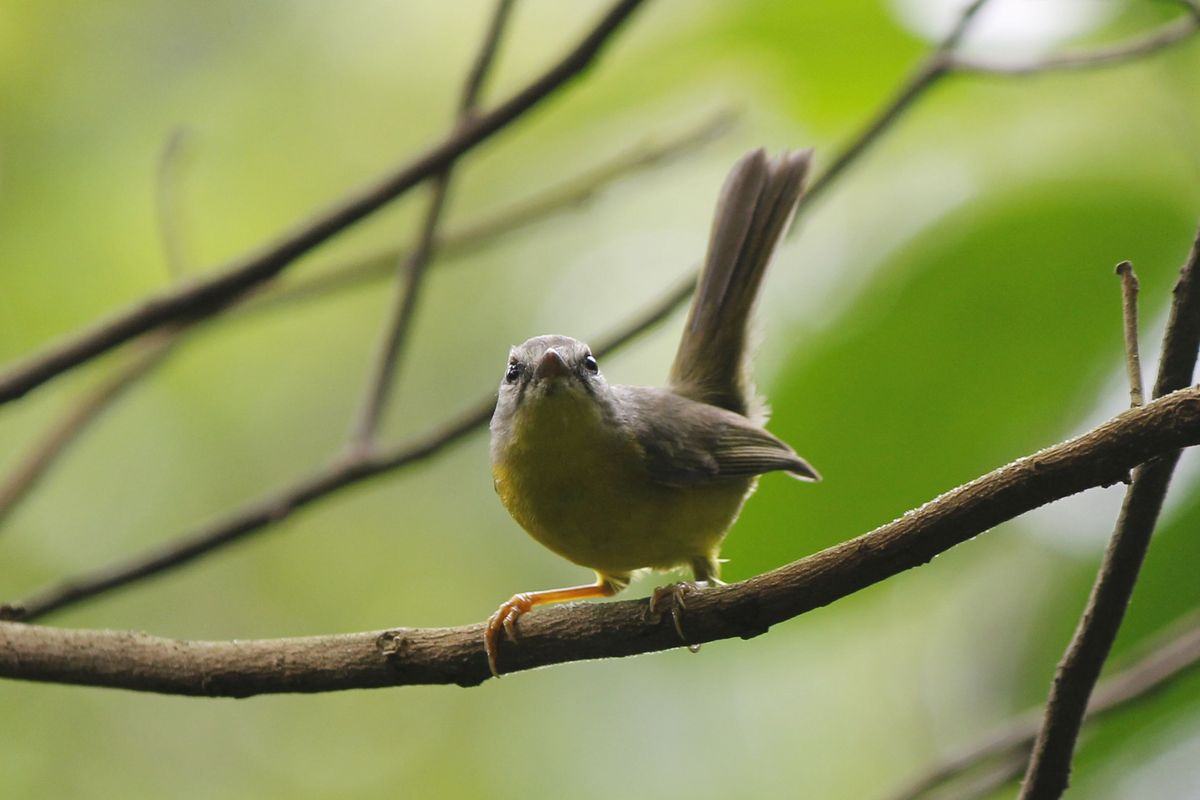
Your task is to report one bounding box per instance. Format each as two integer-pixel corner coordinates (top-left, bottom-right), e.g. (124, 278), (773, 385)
(4, 385), (1200, 695)
(1019, 228), (1200, 799)
(0, 277), (695, 621)
(0, 115), (729, 529)
(885, 613), (1200, 800)
(0, 0), (648, 406)
(4, 0), (1196, 624)
(1116, 261), (1144, 408)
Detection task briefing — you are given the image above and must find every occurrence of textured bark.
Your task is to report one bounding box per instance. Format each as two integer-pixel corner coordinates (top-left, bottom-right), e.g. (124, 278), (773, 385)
(4, 385), (1200, 696)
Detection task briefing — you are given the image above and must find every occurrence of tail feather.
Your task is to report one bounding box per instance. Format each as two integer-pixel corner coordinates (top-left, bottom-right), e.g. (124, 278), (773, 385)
(668, 148), (811, 418)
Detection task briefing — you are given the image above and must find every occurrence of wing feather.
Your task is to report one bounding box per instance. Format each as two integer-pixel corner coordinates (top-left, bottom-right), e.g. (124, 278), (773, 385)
(615, 386), (819, 488)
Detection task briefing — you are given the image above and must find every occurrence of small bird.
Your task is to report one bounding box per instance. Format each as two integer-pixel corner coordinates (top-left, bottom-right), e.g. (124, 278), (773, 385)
(485, 148), (819, 675)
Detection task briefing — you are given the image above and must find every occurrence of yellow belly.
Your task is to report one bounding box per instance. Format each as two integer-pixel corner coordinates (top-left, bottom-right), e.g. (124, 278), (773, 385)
(491, 389), (752, 576)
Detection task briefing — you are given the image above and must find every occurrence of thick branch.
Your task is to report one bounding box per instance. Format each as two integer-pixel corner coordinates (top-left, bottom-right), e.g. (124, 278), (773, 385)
(0, 0), (647, 406)
(0, 277), (695, 621)
(5, 0), (1194, 617)
(4, 386), (1200, 695)
(1019, 227), (1200, 799)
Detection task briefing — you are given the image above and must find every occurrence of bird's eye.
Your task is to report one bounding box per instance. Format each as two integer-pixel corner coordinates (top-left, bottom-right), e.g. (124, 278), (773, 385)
(505, 362), (521, 383)
(583, 354), (598, 374)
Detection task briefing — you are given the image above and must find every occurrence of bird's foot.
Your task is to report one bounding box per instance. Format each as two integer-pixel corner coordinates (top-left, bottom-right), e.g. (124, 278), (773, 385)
(485, 592), (534, 677)
(649, 581), (703, 650)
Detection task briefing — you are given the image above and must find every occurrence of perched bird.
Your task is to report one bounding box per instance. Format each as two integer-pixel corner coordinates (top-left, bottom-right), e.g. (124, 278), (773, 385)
(485, 148), (819, 675)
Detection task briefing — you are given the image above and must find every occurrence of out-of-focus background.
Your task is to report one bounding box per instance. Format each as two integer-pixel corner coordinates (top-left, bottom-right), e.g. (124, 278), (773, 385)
(3, 1), (1200, 797)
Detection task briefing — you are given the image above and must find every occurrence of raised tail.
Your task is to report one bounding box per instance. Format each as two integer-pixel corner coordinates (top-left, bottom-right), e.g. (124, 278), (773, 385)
(668, 148), (811, 418)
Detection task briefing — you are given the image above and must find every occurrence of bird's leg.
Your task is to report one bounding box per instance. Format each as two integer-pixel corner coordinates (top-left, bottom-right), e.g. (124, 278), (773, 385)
(485, 575), (625, 677)
(649, 556), (725, 647)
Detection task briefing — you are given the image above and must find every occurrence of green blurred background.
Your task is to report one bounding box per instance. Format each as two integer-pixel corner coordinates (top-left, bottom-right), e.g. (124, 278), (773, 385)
(3, 1), (1200, 797)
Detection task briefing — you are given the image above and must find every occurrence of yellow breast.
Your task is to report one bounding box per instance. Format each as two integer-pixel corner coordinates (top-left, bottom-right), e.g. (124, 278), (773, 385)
(491, 387), (750, 576)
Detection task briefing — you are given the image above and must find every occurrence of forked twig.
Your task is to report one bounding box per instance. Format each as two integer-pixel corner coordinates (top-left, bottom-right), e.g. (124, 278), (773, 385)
(0, 0), (649, 405)
(1019, 227), (1200, 799)
(345, 0), (516, 451)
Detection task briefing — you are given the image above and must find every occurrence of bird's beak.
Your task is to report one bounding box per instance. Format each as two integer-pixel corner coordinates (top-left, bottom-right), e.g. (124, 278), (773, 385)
(534, 348), (570, 381)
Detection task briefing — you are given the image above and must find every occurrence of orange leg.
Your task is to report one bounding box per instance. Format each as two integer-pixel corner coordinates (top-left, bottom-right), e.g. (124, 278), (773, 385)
(485, 577), (621, 677)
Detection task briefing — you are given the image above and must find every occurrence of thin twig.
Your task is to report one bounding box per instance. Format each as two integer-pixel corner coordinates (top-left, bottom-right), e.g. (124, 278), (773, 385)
(346, 0), (516, 452)
(795, 0), (993, 216)
(1, 277), (694, 621)
(0, 0), (649, 406)
(7, 0), (1195, 619)
(0, 331), (180, 529)
(949, 12), (1200, 76)
(1019, 226), (1200, 799)
(5, 383), (1200, 693)
(1116, 261), (1144, 407)
(0, 116), (726, 535)
(155, 128), (191, 280)
(885, 612), (1200, 800)
(244, 110), (733, 316)
(797, 4), (1200, 218)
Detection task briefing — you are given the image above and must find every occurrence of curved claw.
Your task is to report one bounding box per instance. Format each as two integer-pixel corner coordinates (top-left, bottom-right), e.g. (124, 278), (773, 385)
(483, 579), (624, 677)
(649, 581), (698, 642)
(485, 592), (534, 677)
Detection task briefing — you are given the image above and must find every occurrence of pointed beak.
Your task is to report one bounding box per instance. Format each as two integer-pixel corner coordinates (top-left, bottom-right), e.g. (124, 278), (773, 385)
(533, 348), (570, 381)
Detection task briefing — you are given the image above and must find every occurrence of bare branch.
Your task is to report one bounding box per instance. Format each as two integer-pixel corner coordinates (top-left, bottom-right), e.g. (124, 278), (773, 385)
(346, 0), (517, 452)
(5, 0), (1195, 622)
(155, 128), (191, 279)
(797, 5), (1200, 217)
(1116, 261), (1144, 408)
(243, 111), (732, 316)
(4, 385), (1200, 694)
(949, 13), (1200, 76)
(0, 117), (727, 528)
(0, 277), (694, 621)
(885, 613), (1200, 800)
(0, 331), (179, 528)
(0, 0), (649, 406)
(1019, 226), (1200, 799)
(796, 0), (993, 215)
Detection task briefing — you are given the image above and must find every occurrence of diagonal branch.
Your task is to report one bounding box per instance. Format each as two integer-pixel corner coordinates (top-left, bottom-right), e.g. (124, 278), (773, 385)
(884, 612), (1200, 800)
(949, 12), (1200, 76)
(0, 115), (729, 529)
(4, 384), (1200, 695)
(0, 277), (695, 622)
(797, 3), (1200, 217)
(795, 0), (992, 215)
(0, 0), (648, 407)
(345, 0), (516, 451)
(5, 0), (1195, 617)
(1019, 227), (1200, 799)
(0, 331), (180, 529)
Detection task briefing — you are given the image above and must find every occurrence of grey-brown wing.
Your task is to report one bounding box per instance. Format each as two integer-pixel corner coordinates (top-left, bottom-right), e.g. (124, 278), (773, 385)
(616, 386), (819, 488)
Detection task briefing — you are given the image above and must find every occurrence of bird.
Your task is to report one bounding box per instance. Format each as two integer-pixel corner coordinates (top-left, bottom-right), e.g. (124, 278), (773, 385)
(485, 148), (819, 676)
